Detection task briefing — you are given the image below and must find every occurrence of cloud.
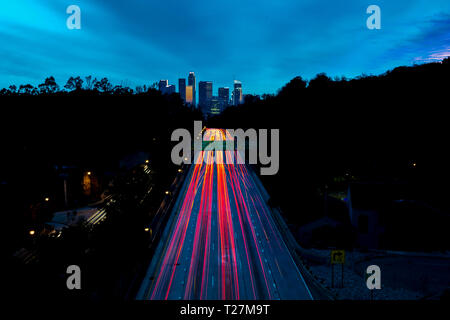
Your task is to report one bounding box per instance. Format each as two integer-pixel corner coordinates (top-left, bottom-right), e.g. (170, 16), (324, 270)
(0, 1), (450, 93)
(377, 13), (450, 68)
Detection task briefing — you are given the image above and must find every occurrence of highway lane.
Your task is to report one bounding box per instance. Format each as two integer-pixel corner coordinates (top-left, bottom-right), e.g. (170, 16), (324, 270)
(137, 129), (312, 300)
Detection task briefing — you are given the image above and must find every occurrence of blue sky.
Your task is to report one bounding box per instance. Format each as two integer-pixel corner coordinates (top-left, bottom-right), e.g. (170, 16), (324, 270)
(1, 0), (449, 94)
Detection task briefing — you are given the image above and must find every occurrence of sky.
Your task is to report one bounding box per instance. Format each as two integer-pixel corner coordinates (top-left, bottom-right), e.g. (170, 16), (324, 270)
(0, 0), (449, 95)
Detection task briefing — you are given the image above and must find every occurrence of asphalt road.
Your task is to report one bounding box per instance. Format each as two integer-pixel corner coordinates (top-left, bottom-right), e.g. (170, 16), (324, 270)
(137, 129), (312, 300)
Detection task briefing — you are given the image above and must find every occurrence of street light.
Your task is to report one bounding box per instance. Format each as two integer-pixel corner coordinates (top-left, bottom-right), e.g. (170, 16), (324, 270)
(144, 227), (150, 232)
(87, 171), (92, 176)
(165, 191), (170, 195)
(44, 197), (49, 202)
(29, 230), (35, 236)
(145, 160), (149, 164)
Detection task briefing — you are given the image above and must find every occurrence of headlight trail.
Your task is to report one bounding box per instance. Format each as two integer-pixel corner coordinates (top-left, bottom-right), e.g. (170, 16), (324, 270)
(138, 129), (313, 300)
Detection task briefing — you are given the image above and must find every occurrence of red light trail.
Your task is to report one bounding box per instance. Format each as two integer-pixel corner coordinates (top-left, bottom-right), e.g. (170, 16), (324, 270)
(139, 129), (312, 300)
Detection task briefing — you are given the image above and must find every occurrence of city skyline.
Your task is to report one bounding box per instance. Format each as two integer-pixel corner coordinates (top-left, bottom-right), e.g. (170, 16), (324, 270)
(163, 72), (240, 115)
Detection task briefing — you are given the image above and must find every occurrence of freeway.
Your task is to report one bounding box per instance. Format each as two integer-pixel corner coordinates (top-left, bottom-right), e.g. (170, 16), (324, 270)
(137, 129), (312, 300)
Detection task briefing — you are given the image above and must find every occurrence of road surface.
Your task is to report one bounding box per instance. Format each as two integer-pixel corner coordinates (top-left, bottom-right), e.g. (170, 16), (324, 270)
(137, 129), (312, 300)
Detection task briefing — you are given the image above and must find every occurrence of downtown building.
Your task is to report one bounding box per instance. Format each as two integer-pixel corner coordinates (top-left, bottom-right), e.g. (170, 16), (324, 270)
(178, 72), (196, 107)
(178, 78), (186, 102)
(218, 87), (230, 109)
(198, 81), (213, 114)
(198, 84), (232, 117)
(168, 73), (237, 113)
(188, 72), (196, 107)
(232, 80), (243, 106)
(185, 85), (194, 105)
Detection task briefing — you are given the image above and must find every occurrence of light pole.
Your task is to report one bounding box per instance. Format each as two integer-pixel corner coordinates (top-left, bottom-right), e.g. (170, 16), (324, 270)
(60, 172), (69, 207)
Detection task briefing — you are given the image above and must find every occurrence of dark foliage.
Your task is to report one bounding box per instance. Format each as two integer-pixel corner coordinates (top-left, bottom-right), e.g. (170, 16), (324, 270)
(1, 80), (201, 253)
(209, 59), (450, 249)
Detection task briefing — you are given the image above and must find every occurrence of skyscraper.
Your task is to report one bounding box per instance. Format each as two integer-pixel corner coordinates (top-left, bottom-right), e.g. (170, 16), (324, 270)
(185, 85), (194, 105)
(178, 78), (186, 102)
(188, 72), (196, 107)
(166, 84), (176, 94)
(218, 87), (230, 109)
(199, 81), (213, 113)
(232, 80), (243, 106)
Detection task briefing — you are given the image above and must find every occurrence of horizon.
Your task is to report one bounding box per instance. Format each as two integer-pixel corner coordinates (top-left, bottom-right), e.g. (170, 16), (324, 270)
(1, 58), (448, 96)
(1, 1), (450, 95)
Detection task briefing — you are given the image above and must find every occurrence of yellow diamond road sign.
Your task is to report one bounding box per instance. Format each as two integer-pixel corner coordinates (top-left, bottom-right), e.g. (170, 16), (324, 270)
(331, 250), (345, 264)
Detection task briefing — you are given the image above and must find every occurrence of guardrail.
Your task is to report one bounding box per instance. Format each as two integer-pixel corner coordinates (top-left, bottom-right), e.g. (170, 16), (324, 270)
(248, 165), (334, 300)
(124, 163), (189, 300)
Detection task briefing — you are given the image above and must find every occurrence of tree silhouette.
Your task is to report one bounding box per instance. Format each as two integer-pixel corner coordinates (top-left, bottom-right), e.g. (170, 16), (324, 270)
(209, 58), (450, 244)
(0, 75), (162, 97)
(18, 84), (35, 95)
(94, 77), (113, 93)
(38, 76), (59, 94)
(85, 75), (93, 90)
(64, 76), (84, 91)
(244, 94), (261, 104)
(135, 86), (143, 94)
(278, 76), (307, 96)
(112, 85), (133, 95)
(308, 72), (332, 89)
(64, 77), (74, 91)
